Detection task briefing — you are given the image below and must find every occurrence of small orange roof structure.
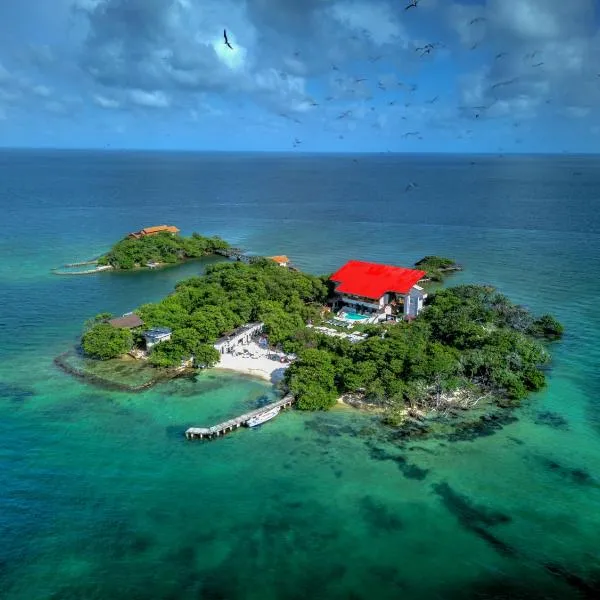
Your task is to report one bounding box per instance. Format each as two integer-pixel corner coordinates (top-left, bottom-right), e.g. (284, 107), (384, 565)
(269, 255), (289, 265)
(128, 225), (180, 239)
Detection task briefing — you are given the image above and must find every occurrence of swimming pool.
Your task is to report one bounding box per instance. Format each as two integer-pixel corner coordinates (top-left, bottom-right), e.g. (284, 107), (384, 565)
(341, 311), (369, 321)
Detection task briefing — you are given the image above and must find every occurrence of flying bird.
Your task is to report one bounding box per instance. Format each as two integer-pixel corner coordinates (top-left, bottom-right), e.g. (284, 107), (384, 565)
(469, 17), (486, 25)
(402, 131), (420, 138)
(495, 52), (508, 60)
(405, 0), (420, 9)
(417, 42), (442, 57)
(532, 62), (544, 67)
(337, 110), (352, 120)
(369, 55), (382, 63)
(355, 78), (367, 83)
(405, 182), (419, 192)
(426, 95), (439, 104)
(491, 77), (519, 91)
(223, 29), (233, 50)
(416, 44), (433, 56)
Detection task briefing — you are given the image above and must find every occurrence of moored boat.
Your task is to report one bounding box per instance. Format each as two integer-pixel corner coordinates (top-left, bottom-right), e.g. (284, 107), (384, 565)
(246, 406), (281, 427)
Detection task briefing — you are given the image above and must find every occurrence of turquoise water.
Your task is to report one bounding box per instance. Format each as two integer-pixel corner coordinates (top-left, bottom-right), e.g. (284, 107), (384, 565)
(340, 310), (369, 321)
(2, 151), (600, 598)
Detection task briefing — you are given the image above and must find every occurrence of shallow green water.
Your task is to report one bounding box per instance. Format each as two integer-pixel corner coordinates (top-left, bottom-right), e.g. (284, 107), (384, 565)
(1, 151), (600, 599)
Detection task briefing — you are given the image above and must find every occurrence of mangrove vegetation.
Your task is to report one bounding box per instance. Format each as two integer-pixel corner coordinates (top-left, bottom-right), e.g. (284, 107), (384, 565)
(80, 257), (562, 421)
(286, 284), (562, 415)
(97, 231), (230, 270)
(414, 256), (462, 282)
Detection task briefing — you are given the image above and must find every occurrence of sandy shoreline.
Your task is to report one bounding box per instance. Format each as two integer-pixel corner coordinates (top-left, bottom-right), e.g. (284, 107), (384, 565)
(214, 350), (289, 383)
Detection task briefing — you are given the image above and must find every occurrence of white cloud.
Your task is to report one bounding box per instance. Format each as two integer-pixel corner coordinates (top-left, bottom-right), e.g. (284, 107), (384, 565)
(93, 94), (120, 109)
(451, 0), (600, 122)
(565, 106), (591, 118)
(129, 89), (171, 109)
(329, 1), (404, 46)
(212, 31), (248, 71)
(32, 85), (52, 98)
(488, 0), (594, 41)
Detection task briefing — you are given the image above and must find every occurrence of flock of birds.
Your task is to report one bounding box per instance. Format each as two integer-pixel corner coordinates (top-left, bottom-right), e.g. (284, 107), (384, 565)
(219, 0), (591, 188)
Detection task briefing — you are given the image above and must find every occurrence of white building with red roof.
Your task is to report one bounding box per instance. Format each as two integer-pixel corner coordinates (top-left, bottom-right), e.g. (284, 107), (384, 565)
(329, 260), (428, 321)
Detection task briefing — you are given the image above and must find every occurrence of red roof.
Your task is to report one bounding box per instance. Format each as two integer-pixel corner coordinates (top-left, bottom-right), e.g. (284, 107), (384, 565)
(330, 260), (426, 300)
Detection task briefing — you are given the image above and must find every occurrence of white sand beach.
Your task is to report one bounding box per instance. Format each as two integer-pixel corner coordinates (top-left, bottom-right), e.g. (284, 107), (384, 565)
(214, 342), (290, 383)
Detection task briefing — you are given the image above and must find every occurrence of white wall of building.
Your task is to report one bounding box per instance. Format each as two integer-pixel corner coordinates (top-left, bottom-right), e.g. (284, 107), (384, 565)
(145, 332), (172, 349)
(405, 286), (427, 317)
(214, 323), (264, 354)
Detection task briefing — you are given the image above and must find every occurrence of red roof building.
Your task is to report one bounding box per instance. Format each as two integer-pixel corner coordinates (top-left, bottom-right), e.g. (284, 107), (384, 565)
(330, 260), (426, 299)
(329, 260), (427, 320)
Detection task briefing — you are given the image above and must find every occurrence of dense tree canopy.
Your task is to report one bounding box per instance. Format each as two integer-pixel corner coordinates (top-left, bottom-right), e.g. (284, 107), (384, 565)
(97, 232), (230, 269)
(86, 259), (329, 368)
(82, 323), (133, 360)
(148, 328), (220, 368)
(285, 285), (562, 412)
(83, 255), (562, 417)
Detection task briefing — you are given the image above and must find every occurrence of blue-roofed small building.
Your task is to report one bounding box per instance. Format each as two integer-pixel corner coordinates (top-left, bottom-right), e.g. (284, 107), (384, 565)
(144, 327), (172, 349)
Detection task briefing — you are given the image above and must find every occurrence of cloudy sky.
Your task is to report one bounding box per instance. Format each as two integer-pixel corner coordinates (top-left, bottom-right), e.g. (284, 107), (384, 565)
(1, 0), (599, 152)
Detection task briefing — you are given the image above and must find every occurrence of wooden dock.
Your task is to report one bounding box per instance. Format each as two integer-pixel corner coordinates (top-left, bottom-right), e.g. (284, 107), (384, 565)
(185, 395), (295, 440)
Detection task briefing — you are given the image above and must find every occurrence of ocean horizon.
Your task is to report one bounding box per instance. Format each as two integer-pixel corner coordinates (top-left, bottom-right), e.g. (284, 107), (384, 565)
(2, 150), (600, 599)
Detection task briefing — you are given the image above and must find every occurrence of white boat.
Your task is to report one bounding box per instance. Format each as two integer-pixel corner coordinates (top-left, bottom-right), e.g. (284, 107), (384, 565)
(246, 406), (281, 427)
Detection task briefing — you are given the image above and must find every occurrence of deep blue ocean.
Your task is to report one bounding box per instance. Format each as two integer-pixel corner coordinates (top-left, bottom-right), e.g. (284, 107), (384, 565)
(1, 150), (600, 599)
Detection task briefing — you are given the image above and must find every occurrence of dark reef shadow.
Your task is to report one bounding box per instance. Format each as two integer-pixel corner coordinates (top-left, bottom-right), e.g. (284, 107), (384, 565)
(368, 444), (430, 480)
(359, 495), (404, 532)
(0, 381), (35, 403)
(534, 410), (569, 431)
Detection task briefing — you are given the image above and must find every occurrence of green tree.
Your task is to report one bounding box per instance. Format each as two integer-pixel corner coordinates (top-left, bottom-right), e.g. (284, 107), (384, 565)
(83, 312), (113, 331)
(528, 314), (564, 339)
(99, 232), (231, 270)
(82, 324), (133, 360)
(287, 349), (338, 410)
(194, 344), (221, 368)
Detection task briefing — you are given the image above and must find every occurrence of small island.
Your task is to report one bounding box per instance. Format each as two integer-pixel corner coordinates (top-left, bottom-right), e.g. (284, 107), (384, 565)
(96, 225), (231, 270)
(73, 244), (564, 435)
(414, 255), (463, 282)
(53, 225), (232, 274)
